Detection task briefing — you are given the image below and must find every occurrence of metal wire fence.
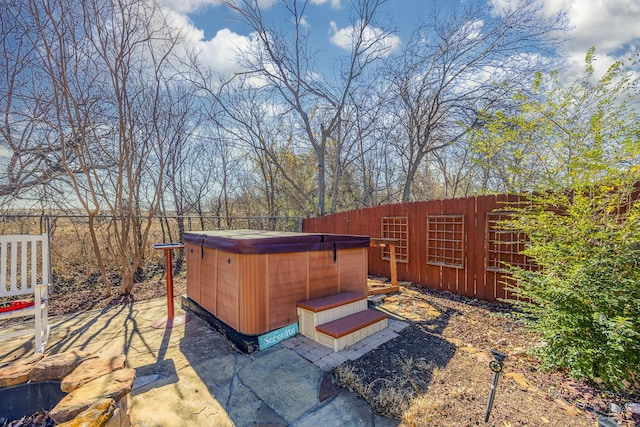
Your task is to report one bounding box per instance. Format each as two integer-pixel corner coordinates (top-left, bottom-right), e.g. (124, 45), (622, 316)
(0, 213), (303, 292)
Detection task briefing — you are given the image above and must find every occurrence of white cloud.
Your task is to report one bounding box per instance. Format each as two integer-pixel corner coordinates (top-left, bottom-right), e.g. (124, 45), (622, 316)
(310, 0), (342, 9)
(163, 8), (252, 76)
(328, 21), (349, 49)
(453, 19), (484, 43)
(329, 21), (401, 57)
(256, 0), (279, 8)
(199, 28), (252, 76)
(490, 0), (639, 54)
(551, 0), (639, 80)
(547, 0), (639, 53)
(490, 0), (639, 80)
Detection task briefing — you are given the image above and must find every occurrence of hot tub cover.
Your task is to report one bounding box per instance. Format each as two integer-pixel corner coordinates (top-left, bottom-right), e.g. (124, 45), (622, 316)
(183, 229), (370, 254)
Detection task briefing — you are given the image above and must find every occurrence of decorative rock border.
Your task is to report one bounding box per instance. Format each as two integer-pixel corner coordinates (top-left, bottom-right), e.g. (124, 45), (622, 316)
(0, 350), (134, 426)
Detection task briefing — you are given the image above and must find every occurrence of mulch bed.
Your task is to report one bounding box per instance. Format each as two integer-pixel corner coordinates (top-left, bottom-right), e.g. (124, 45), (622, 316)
(334, 284), (639, 426)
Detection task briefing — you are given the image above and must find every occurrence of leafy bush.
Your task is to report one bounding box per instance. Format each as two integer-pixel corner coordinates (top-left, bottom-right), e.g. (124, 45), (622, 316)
(504, 183), (640, 388)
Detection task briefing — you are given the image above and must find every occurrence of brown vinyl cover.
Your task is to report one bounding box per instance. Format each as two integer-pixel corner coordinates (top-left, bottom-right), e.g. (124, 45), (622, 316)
(183, 229), (369, 254)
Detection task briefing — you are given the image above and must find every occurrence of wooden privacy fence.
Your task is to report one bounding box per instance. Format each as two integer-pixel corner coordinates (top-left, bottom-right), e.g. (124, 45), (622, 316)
(302, 194), (531, 302)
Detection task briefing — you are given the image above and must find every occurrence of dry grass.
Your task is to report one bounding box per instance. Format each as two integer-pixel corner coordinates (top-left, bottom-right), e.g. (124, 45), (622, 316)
(1, 215), (183, 293)
(2, 214), (298, 293)
(334, 363), (412, 419)
(400, 361), (480, 427)
(334, 354), (436, 419)
(333, 351), (471, 426)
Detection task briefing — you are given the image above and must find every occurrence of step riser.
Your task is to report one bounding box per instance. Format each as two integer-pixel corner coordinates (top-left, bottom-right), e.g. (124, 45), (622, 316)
(297, 299), (367, 340)
(316, 318), (387, 352)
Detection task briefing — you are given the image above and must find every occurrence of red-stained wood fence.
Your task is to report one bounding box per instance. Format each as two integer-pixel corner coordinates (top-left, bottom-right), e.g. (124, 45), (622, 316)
(303, 194), (530, 302)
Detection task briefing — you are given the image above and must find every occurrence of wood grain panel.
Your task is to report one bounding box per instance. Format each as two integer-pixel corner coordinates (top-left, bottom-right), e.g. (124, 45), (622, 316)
(307, 251), (339, 299)
(199, 247), (217, 315)
(238, 254), (267, 335)
(186, 243), (201, 304)
(267, 252), (309, 330)
(216, 251), (239, 330)
(338, 248), (367, 294)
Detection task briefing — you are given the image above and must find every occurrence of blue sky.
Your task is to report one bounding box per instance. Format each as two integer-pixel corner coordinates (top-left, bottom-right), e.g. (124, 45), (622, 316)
(186, 0), (432, 40)
(161, 0), (640, 82)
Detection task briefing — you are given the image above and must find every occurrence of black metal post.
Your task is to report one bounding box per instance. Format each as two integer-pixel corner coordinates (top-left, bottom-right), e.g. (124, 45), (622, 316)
(484, 370), (501, 422)
(484, 349), (507, 423)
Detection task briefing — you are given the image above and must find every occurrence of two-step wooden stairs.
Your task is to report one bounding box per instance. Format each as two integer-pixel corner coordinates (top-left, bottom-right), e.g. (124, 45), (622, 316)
(297, 291), (388, 352)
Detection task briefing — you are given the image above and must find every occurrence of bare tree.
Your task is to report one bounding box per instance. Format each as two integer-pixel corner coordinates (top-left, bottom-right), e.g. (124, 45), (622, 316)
(384, 0), (566, 201)
(191, 125), (247, 229)
(0, 4), (72, 199)
(210, 74), (317, 215)
(217, 0), (394, 215)
(5, 0), (196, 294)
(159, 84), (202, 271)
(432, 141), (478, 198)
(326, 85), (391, 211)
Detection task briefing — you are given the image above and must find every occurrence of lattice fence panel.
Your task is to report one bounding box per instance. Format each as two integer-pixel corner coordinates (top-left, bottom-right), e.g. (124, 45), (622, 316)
(381, 217), (409, 263)
(427, 215), (464, 268)
(486, 212), (536, 272)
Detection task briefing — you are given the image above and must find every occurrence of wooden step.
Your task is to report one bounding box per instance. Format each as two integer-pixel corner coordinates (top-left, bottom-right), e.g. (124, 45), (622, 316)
(297, 291), (388, 352)
(316, 309), (387, 339)
(297, 291), (365, 312)
(314, 309), (388, 352)
(297, 292), (368, 341)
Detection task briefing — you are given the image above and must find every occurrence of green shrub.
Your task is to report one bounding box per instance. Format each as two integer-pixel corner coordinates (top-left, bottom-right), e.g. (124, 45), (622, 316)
(504, 183), (640, 388)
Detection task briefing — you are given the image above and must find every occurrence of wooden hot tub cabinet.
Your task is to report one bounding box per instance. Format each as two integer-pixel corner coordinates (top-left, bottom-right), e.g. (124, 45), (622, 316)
(184, 230), (370, 337)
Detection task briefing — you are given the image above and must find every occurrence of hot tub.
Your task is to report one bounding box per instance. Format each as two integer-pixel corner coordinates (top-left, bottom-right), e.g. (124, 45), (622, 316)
(183, 230), (369, 341)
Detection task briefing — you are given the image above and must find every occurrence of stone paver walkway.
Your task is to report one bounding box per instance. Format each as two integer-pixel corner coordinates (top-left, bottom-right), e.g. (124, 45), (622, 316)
(283, 318), (408, 371)
(0, 297), (406, 427)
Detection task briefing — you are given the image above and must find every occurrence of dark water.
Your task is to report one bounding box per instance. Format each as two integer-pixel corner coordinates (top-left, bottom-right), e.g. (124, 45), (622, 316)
(0, 381), (65, 426)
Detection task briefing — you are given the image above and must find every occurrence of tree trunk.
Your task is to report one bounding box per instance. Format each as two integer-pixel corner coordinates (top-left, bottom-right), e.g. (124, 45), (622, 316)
(87, 213), (111, 296)
(120, 267), (134, 295)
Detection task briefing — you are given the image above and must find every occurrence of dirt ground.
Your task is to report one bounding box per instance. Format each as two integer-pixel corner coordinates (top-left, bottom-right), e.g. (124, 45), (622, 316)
(48, 275), (187, 316)
(45, 275), (639, 426)
(336, 282), (639, 426)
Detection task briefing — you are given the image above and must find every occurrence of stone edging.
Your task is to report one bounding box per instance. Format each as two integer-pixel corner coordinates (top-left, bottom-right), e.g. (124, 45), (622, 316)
(0, 350), (134, 426)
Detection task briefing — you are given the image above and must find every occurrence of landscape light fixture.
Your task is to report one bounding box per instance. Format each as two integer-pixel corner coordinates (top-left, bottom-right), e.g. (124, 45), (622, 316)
(484, 349), (507, 423)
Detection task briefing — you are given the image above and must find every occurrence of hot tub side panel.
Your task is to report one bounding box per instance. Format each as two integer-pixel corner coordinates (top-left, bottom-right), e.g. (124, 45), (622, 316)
(216, 250), (239, 331)
(188, 245), (267, 335)
(307, 250), (340, 300)
(186, 243), (201, 305)
(337, 247), (368, 294)
(303, 247), (368, 298)
(267, 252), (309, 330)
(267, 248), (368, 330)
(200, 247), (218, 316)
(238, 254), (268, 335)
